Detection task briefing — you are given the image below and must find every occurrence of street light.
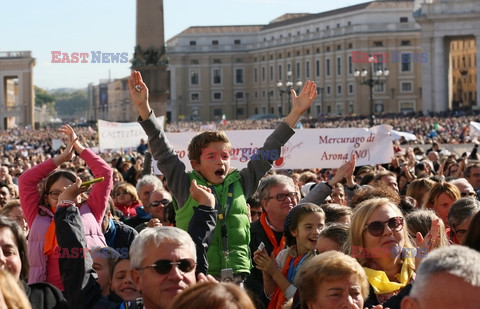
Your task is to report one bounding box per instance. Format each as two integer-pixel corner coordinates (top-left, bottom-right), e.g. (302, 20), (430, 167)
(354, 56), (389, 127)
(277, 71), (303, 117)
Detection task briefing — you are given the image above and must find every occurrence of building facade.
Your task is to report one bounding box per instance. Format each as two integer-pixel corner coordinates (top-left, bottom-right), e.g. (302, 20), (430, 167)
(166, 1), (425, 122)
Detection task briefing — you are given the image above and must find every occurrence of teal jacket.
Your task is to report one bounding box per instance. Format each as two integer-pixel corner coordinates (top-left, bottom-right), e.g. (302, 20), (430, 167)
(139, 111), (295, 276)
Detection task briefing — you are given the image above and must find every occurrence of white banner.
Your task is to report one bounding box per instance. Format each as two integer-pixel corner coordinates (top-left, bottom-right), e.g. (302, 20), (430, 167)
(164, 125), (394, 169)
(97, 117), (164, 151)
(470, 121), (480, 139)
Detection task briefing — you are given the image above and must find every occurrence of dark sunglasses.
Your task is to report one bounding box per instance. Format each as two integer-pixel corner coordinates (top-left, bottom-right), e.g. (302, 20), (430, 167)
(364, 217), (404, 237)
(149, 199), (171, 208)
(460, 192), (476, 197)
(139, 258), (196, 275)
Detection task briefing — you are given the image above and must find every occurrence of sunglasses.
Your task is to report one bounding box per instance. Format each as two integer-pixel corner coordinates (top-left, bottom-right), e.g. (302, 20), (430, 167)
(139, 258), (196, 275)
(364, 217), (404, 237)
(149, 199), (171, 208)
(460, 192), (476, 198)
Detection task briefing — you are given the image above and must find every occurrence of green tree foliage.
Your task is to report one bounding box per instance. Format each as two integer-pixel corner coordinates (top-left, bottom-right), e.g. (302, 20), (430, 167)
(53, 90), (88, 116)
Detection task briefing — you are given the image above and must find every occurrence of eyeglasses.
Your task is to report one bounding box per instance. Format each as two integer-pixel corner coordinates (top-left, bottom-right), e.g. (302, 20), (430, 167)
(460, 192), (476, 198)
(364, 217), (404, 237)
(268, 192), (298, 202)
(149, 199), (171, 208)
(48, 190), (62, 200)
(139, 258), (196, 275)
(250, 210), (262, 217)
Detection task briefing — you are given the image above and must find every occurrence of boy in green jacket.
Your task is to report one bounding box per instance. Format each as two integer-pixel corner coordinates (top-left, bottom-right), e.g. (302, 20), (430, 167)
(128, 70), (317, 281)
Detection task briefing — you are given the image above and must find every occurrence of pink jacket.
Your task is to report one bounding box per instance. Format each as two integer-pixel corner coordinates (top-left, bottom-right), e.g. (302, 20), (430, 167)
(19, 149), (113, 290)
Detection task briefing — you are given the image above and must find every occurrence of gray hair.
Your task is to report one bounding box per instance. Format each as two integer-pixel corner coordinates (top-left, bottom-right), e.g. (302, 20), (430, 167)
(410, 245), (480, 297)
(257, 174), (295, 201)
(448, 197), (480, 229)
(135, 174), (164, 194)
(130, 226), (196, 269)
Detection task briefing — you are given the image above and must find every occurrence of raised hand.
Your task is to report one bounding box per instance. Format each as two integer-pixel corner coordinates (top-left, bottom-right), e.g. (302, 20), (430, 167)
(284, 80), (317, 128)
(128, 70), (151, 120)
(54, 125), (78, 166)
(291, 80), (317, 115)
(190, 179), (215, 207)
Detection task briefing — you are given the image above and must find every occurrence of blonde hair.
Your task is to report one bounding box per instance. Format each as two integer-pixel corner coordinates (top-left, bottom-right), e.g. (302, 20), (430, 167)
(0, 269), (32, 309)
(422, 181), (460, 210)
(345, 198), (415, 270)
(405, 209), (450, 248)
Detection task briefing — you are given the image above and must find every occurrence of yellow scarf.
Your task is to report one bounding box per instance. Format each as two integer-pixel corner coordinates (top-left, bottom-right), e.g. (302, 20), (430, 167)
(363, 259), (414, 295)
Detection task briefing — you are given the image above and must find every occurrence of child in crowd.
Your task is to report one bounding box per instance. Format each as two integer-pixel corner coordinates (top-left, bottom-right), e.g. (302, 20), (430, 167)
(19, 124), (112, 290)
(128, 70), (317, 279)
(253, 203), (325, 308)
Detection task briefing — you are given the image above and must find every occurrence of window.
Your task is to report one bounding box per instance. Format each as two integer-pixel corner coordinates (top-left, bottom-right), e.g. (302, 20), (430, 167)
(401, 40), (411, 46)
(401, 53), (412, 72)
(306, 61), (310, 78)
(190, 70), (199, 85)
(235, 68), (244, 84)
(399, 101), (415, 113)
(190, 59), (199, 64)
(296, 63), (301, 79)
(213, 59), (221, 64)
(189, 41), (196, 46)
(400, 17), (408, 23)
(213, 92), (222, 100)
(374, 41), (383, 47)
(214, 109), (222, 116)
(212, 68), (222, 85)
(401, 82), (413, 92)
(326, 86), (331, 95)
(326, 59), (331, 76)
(348, 84), (354, 94)
(337, 57), (342, 76)
(315, 60), (320, 77)
(254, 68), (258, 83)
(235, 58), (243, 63)
(278, 64), (283, 81)
(348, 55), (353, 74)
(374, 83), (385, 93)
(234, 39), (241, 45)
(212, 40), (219, 45)
(235, 92), (244, 99)
(261, 66), (265, 82)
(270, 66), (274, 81)
(337, 85), (342, 95)
(190, 93), (200, 101)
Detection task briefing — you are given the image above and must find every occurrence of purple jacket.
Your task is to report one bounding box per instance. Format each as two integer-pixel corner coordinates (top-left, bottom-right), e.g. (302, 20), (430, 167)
(19, 149), (112, 288)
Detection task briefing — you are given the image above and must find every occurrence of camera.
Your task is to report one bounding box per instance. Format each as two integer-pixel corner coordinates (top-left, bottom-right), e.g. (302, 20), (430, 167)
(220, 268), (234, 282)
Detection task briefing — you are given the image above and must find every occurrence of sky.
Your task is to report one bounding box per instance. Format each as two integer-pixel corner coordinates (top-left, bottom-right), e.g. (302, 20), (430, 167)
(1, 0), (368, 90)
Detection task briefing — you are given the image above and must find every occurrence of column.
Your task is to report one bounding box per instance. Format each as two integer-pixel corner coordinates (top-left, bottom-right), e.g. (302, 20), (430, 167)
(476, 35), (480, 109)
(432, 35), (448, 112)
(421, 36), (433, 114)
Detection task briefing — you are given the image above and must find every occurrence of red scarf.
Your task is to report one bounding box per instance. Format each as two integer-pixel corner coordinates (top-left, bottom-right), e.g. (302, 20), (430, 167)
(260, 213), (285, 257)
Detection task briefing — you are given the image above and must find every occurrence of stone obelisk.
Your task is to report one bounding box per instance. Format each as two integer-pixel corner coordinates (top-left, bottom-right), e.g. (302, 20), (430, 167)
(132, 0), (168, 117)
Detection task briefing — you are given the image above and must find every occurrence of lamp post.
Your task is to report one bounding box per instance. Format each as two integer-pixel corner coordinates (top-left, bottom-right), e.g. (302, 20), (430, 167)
(354, 56), (389, 127)
(277, 71), (303, 117)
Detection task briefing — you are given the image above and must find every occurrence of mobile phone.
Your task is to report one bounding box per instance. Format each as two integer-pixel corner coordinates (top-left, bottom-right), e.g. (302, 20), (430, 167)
(81, 177), (104, 187)
(257, 242), (265, 252)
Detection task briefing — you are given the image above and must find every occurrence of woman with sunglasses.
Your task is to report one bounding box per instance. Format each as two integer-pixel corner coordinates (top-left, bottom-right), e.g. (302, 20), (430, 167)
(346, 198), (417, 308)
(18, 124), (113, 290)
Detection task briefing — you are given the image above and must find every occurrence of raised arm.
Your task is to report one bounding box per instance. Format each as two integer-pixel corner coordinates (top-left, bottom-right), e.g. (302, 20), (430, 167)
(284, 80), (317, 128)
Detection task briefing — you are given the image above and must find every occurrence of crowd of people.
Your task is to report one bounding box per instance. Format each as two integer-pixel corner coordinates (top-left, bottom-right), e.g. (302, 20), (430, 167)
(0, 71), (480, 309)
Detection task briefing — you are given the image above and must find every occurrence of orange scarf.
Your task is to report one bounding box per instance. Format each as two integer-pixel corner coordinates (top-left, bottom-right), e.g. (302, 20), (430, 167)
(267, 254), (305, 309)
(260, 213), (286, 257)
(43, 207), (57, 255)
